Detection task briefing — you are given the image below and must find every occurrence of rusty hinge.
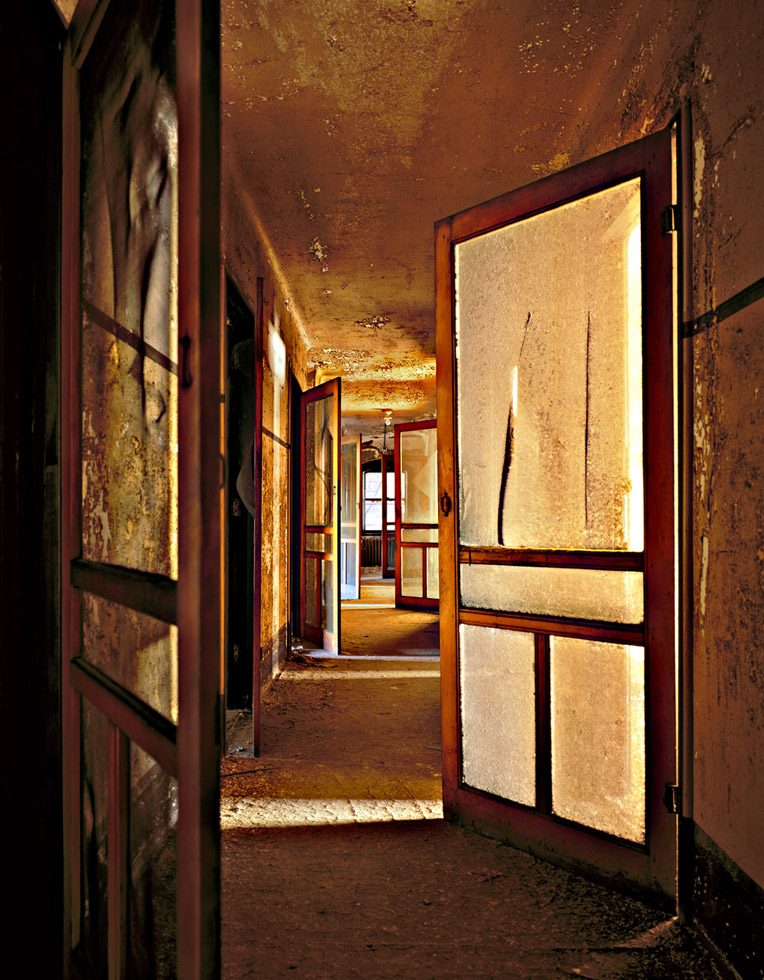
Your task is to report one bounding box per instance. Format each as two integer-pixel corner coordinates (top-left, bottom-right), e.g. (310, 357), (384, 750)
(663, 782), (681, 814)
(439, 490), (452, 518)
(661, 204), (680, 235)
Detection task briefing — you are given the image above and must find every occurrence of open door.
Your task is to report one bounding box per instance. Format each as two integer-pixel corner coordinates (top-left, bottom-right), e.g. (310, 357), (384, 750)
(436, 129), (677, 903)
(394, 420), (439, 610)
(341, 433), (362, 600)
(381, 450), (395, 579)
(61, 0), (221, 974)
(299, 379), (341, 652)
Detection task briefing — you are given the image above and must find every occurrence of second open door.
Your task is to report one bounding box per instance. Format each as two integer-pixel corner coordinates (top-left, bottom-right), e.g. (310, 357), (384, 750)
(299, 379), (341, 652)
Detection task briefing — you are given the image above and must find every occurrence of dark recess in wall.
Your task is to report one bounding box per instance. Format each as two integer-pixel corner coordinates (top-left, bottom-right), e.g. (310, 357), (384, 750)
(0, 1), (64, 972)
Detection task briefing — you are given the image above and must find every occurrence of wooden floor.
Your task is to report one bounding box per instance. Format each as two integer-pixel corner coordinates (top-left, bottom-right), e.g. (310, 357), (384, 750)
(221, 643), (723, 977)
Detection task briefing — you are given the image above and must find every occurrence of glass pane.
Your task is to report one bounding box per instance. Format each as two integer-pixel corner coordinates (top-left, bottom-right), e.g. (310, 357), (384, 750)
(460, 565), (643, 624)
(304, 556), (319, 627)
(129, 743), (177, 977)
(399, 427), (438, 524)
(304, 396), (334, 526)
(427, 548), (439, 600)
(551, 637), (645, 843)
(341, 541), (358, 598)
(80, 0), (178, 577)
(341, 441), (358, 516)
(305, 532), (329, 553)
(460, 625), (535, 805)
(364, 500), (382, 532)
(401, 547), (423, 598)
(401, 528), (438, 543)
(80, 698), (108, 973)
(364, 472), (382, 500)
(455, 178), (643, 552)
(81, 593), (178, 724)
(323, 557), (337, 651)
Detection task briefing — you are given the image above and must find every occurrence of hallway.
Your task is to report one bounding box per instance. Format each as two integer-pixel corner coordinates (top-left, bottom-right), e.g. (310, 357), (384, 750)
(220, 642), (723, 978)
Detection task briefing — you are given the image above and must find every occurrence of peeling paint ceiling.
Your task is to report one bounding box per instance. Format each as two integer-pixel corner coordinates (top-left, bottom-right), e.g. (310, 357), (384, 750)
(221, 0), (656, 440)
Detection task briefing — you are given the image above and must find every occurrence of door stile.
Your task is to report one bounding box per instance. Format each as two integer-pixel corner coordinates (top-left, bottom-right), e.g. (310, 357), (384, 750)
(381, 451), (395, 579)
(176, 0), (222, 974)
(434, 216), (458, 814)
(641, 130), (678, 896)
(252, 277), (264, 754)
(107, 724), (129, 979)
(61, 24), (83, 961)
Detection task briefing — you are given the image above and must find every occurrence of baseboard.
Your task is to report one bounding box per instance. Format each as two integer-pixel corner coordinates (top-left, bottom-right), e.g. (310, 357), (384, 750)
(691, 824), (764, 978)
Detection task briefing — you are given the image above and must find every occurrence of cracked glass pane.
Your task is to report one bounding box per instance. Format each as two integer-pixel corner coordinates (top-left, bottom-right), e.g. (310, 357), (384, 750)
(460, 625), (535, 806)
(455, 178), (643, 553)
(80, 0), (178, 577)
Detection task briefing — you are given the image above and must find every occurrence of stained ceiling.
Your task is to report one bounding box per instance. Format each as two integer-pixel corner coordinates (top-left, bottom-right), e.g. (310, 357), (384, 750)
(220, 0), (659, 441)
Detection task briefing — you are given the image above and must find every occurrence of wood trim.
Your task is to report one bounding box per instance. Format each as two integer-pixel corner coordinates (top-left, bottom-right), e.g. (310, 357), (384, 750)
(305, 549), (334, 561)
(304, 524), (334, 534)
(394, 419), (439, 611)
(176, 0), (222, 974)
(459, 608), (644, 645)
(61, 25), (84, 959)
(107, 725), (129, 979)
(434, 215), (459, 809)
(459, 547), (644, 571)
(381, 451), (395, 578)
(72, 658), (178, 777)
(252, 277), (264, 756)
(534, 635), (552, 813)
(399, 541), (439, 548)
(449, 133), (668, 245)
(71, 559), (177, 624)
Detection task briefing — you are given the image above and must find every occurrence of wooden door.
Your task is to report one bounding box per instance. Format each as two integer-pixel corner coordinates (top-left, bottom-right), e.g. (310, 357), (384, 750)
(299, 379), (341, 652)
(395, 420), (439, 610)
(381, 451), (395, 579)
(435, 128), (677, 904)
(341, 434), (362, 601)
(61, 0), (221, 974)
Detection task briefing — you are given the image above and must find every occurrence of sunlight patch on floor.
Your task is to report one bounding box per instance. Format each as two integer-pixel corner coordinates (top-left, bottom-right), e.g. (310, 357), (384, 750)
(221, 796), (444, 829)
(281, 669), (439, 681)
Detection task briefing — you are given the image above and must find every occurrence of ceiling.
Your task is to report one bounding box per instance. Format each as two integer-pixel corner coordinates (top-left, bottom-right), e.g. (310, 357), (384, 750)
(57, 0), (659, 445)
(221, 0), (652, 441)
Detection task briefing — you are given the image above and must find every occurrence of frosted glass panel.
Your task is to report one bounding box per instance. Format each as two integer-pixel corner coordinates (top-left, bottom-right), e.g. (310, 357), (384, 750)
(130, 743), (177, 977)
(551, 637), (645, 843)
(341, 439), (360, 599)
(401, 548), (423, 597)
(82, 593), (178, 723)
(460, 625), (535, 805)
(455, 178), (643, 552)
(305, 396), (333, 526)
(305, 532), (328, 552)
(400, 427), (438, 524)
(427, 548), (440, 600)
(304, 556), (319, 627)
(460, 565), (643, 624)
(80, 0), (178, 578)
(402, 528), (438, 543)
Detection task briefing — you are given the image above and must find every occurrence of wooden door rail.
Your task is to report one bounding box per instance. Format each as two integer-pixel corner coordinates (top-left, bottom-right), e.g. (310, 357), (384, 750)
(71, 558), (177, 624)
(71, 657), (178, 776)
(459, 547), (643, 571)
(459, 608), (644, 645)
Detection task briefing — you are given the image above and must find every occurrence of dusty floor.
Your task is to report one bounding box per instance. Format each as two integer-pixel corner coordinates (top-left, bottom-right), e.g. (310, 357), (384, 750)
(220, 604), (725, 978)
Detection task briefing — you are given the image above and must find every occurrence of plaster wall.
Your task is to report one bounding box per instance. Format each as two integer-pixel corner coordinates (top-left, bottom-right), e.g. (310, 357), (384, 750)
(549, 0), (763, 888)
(222, 176), (312, 685)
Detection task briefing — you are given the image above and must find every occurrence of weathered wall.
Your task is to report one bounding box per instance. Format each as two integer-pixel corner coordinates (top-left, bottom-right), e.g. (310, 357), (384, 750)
(222, 171), (312, 685)
(538, 0), (763, 957)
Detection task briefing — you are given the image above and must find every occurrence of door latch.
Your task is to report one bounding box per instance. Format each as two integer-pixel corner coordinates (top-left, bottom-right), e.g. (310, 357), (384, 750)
(663, 782), (681, 815)
(439, 490), (452, 518)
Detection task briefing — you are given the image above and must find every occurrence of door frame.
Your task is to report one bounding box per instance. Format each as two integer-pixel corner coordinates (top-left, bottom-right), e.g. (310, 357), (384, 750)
(60, 0), (221, 973)
(435, 127), (677, 905)
(381, 450), (395, 579)
(298, 377), (341, 651)
(394, 419), (439, 611)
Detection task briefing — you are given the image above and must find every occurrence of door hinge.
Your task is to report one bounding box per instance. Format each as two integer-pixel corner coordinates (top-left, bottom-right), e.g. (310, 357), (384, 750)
(661, 204), (680, 235)
(663, 782), (681, 814)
